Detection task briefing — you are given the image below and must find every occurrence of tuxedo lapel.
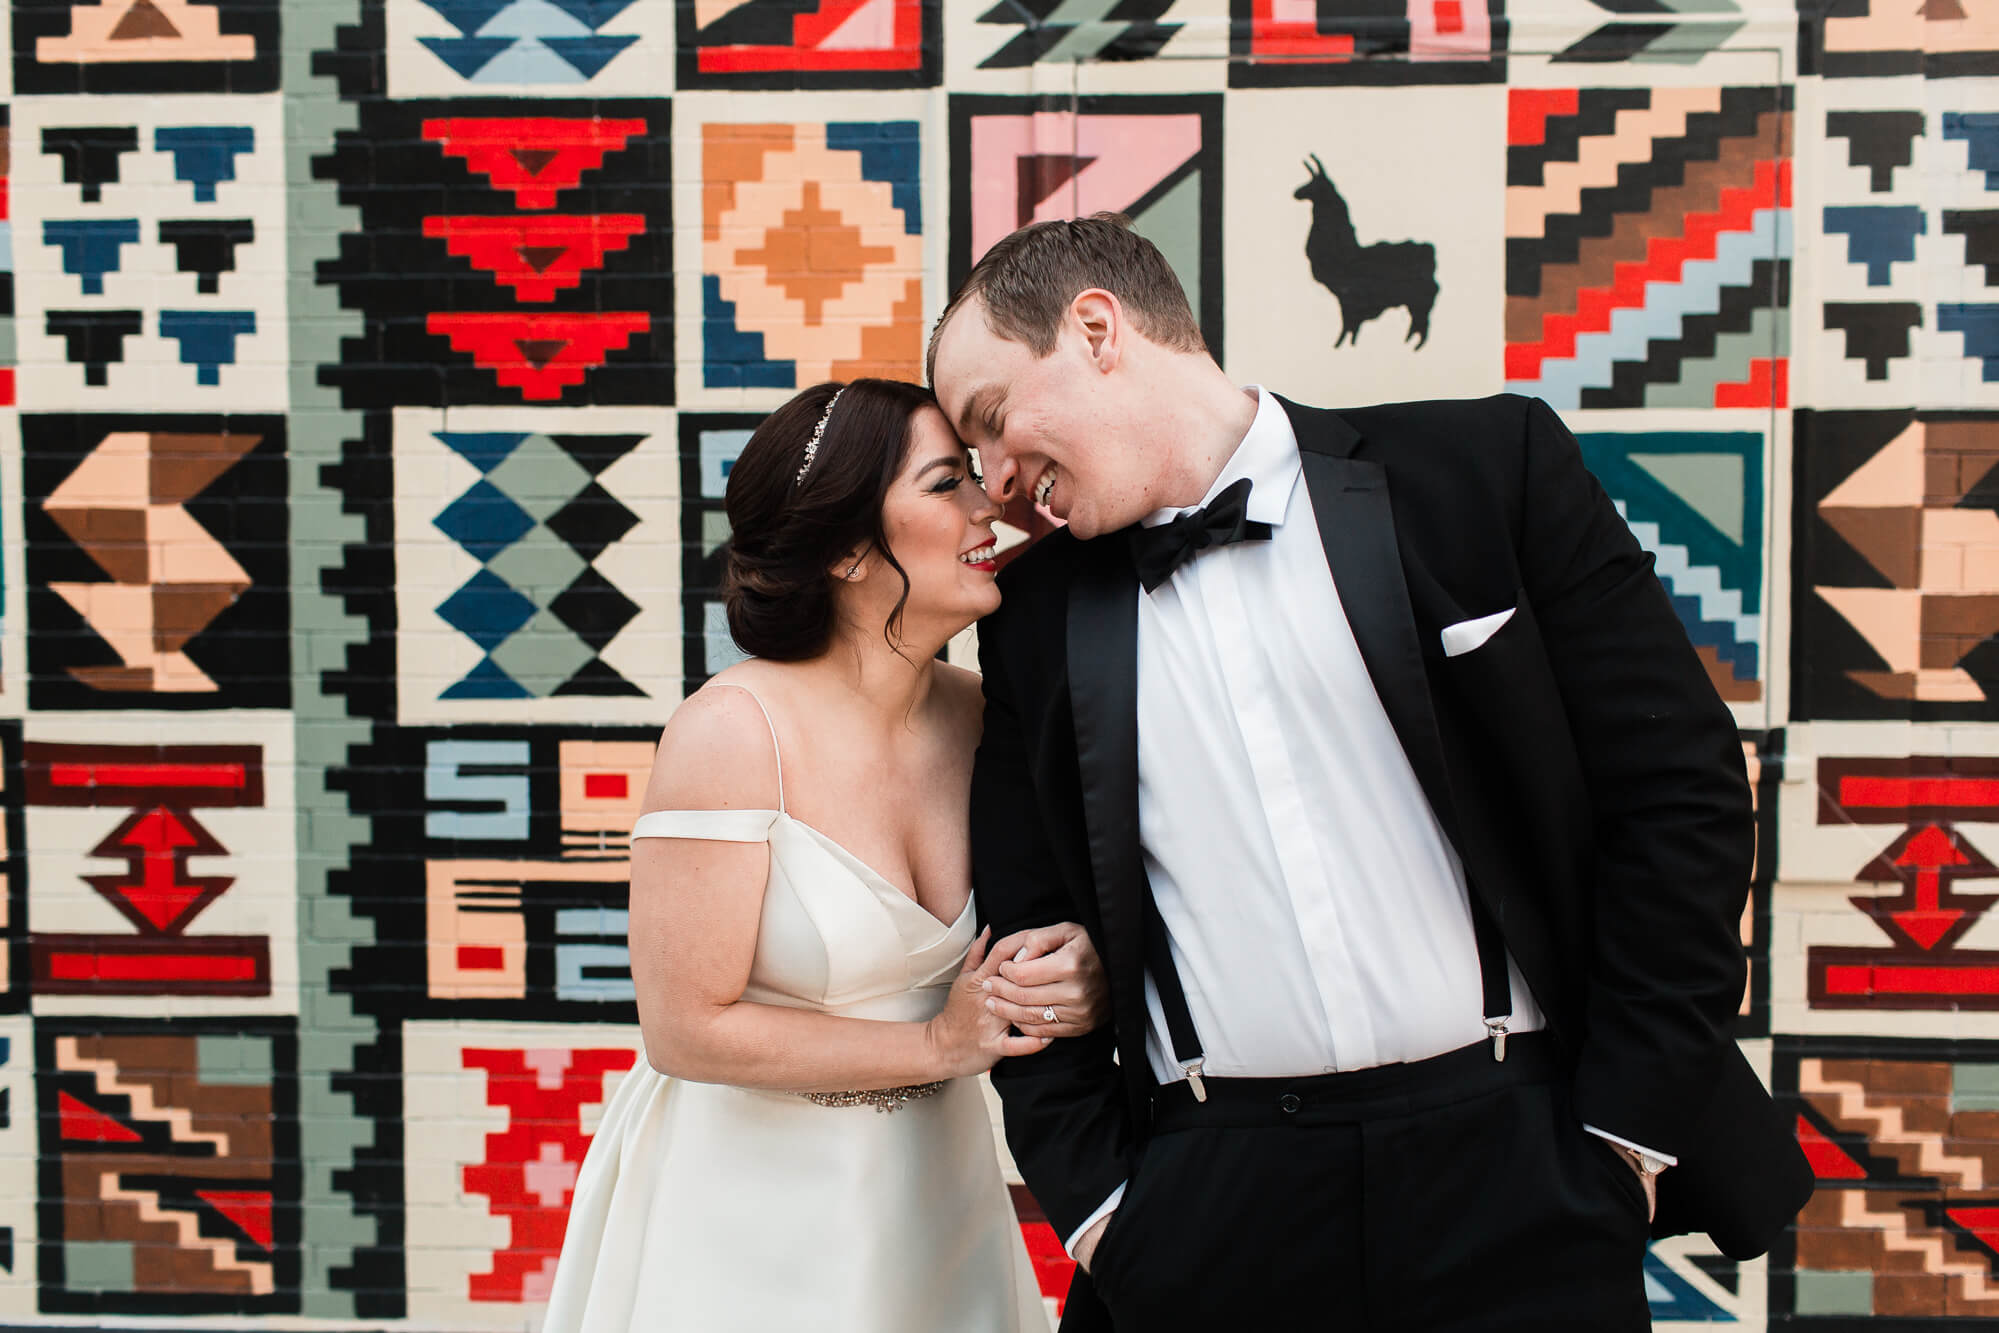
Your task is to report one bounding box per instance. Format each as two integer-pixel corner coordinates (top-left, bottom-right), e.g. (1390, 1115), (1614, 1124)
(1284, 399), (1466, 854)
(1065, 537), (1148, 1027)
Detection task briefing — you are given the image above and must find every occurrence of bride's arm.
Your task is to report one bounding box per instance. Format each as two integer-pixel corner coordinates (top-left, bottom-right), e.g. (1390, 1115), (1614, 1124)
(626, 688), (1047, 1093)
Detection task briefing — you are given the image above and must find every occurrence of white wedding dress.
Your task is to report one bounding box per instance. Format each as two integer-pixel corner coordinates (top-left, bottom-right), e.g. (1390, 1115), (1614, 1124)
(540, 687), (1048, 1333)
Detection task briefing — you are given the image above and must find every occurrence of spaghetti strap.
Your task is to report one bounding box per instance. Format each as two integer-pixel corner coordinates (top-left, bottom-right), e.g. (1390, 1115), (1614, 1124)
(704, 682), (786, 812)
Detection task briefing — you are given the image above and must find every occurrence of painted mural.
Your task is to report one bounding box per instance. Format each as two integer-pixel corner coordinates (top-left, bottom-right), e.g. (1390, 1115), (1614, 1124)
(0, 0), (1981, 1326)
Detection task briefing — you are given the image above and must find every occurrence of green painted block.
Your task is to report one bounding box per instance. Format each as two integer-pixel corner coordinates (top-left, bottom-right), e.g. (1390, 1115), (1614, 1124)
(197, 1033), (276, 1086)
(65, 1240), (135, 1293)
(1794, 1268), (1874, 1315)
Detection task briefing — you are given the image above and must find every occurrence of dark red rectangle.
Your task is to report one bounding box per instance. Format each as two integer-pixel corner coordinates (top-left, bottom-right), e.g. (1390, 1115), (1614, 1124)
(24, 744), (265, 807)
(1810, 947), (1999, 1008)
(31, 935), (270, 996)
(457, 945), (506, 971)
(1839, 776), (1999, 810)
(583, 773), (628, 800)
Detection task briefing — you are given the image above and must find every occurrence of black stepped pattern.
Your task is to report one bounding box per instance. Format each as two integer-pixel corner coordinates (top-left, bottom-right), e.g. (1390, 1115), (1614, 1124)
(42, 126), (138, 202)
(1824, 302), (1923, 379)
(1507, 88), (1647, 188)
(1828, 110), (1924, 193)
(976, 0), (1180, 66)
(1944, 210), (1999, 286)
(318, 413), (398, 722)
(1513, 88), (1781, 281)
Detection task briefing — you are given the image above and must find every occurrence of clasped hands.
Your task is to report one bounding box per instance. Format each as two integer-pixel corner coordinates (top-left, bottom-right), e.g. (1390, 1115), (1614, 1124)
(977, 921), (1107, 1039)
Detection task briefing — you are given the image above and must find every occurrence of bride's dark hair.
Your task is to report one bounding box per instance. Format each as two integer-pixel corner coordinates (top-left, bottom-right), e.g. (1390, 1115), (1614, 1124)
(723, 378), (940, 661)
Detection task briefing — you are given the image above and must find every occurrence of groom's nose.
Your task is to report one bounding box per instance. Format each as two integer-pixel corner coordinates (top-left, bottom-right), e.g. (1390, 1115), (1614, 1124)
(983, 450), (1020, 502)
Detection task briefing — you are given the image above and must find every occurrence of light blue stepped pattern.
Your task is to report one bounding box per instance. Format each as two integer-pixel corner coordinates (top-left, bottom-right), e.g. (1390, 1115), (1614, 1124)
(1507, 206), (1793, 408)
(1619, 500), (1762, 679)
(417, 0), (640, 83)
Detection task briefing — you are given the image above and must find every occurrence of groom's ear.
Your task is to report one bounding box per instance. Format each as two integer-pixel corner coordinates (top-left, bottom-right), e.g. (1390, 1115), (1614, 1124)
(1069, 289), (1122, 373)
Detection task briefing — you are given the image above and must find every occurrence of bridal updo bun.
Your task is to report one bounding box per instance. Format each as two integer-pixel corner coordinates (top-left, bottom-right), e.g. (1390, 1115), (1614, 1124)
(723, 378), (938, 661)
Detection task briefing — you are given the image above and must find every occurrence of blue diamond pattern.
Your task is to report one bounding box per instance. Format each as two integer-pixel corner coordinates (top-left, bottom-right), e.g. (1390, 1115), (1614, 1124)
(436, 568), (537, 652)
(436, 430), (529, 474)
(434, 478), (534, 561)
(441, 655), (531, 700)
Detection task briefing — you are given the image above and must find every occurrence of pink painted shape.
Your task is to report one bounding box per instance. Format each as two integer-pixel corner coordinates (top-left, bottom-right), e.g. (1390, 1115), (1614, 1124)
(968, 113), (1204, 263)
(819, 0), (895, 49)
(1409, 0), (1490, 60)
(1272, 0), (1318, 21)
(521, 1048), (573, 1090)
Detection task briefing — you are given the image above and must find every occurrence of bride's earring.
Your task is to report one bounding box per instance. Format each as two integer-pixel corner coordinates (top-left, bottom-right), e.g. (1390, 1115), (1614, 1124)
(845, 564), (861, 580)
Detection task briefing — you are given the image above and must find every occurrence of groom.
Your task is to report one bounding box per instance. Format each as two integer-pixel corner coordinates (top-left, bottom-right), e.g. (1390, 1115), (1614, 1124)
(935, 215), (1810, 1329)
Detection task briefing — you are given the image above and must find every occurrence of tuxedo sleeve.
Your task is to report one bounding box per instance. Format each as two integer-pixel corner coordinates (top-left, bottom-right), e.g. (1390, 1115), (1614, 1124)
(973, 614), (1136, 1244)
(1515, 395), (1754, 1161)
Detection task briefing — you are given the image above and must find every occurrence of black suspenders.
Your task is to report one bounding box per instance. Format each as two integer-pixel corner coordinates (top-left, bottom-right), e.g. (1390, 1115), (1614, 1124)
(1141, 873), (1515, 1103)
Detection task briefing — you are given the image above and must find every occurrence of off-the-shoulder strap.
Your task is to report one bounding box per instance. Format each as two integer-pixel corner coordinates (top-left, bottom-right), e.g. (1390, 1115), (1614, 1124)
(704, 682), (785, 812)
(630, 808), (780, 844)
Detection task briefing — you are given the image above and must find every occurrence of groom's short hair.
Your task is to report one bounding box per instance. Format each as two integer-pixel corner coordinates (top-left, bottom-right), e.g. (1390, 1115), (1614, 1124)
(927, 213), (1205, 382)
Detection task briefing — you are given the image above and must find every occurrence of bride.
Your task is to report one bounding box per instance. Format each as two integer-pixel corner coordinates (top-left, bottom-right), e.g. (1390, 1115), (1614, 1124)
(541, 378), (1109, 1333)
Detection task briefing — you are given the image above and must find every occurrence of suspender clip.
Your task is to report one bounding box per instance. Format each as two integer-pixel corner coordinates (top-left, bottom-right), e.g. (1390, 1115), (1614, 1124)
(1182, 1058), (1208, 1103)
(1485, 1017), (1510, 1063)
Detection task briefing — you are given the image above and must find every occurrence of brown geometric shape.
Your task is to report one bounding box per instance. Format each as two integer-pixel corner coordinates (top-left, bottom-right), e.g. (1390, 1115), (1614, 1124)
(1697, 642), (1763, 700)
(511, 148), (558, 178)
(46, 506), (149, 583)
(68, 665), (168, 691)
(517, 245), (567, 274)
(151, 583), (245, 653)
(1924, 594), (1999, 638)
(1822, 505), (1922, 587)
(147, 432), (259, 506)
(516, 339), (565, 369)
(109, 0), (180, 40)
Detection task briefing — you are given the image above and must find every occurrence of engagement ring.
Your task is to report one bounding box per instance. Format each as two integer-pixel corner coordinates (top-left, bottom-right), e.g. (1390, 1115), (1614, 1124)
(1042, 1006), (1057, 1024)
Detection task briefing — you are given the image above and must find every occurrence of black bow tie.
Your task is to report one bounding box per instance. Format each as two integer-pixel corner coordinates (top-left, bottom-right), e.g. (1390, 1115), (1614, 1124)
(1128, 477), (1273, 593)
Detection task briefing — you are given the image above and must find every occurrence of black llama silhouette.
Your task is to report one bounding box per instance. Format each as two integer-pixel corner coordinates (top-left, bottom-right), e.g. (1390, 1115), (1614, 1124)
(1295, 154), (1437, 350)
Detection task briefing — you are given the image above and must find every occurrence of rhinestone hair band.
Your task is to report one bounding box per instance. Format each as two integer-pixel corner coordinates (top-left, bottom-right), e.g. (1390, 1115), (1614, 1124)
(794, 387), (846, 486)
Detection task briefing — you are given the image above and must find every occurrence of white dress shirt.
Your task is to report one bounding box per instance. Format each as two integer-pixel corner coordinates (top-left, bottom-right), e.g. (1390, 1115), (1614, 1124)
(1067, 388), (1651, 1254)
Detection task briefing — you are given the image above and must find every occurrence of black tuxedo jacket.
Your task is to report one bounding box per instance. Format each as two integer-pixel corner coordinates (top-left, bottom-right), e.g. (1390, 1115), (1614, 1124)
(971, 393), (1811, 1263)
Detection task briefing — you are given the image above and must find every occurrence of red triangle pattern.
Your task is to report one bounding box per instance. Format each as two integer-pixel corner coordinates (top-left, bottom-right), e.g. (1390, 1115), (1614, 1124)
(423, 118), (646, 210)
(1797, 1113), (1868, 1180)
(198, 1189), (275, 1250)
(423, 214), (646, 302)
(427, 312), (650, 400)
(59, 1091), (142, 1144)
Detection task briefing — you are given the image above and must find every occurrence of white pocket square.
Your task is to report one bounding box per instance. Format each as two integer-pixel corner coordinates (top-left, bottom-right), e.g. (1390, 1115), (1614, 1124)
(1441, 607), (1516, 658)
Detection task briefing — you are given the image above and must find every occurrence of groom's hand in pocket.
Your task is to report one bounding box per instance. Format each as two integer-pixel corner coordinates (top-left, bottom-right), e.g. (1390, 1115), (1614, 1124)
(1072, 1213), (1113, 1273)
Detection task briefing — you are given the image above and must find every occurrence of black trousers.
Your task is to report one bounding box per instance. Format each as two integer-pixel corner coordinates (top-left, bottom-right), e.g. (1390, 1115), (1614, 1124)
(1065, 1036), (1652, 1332)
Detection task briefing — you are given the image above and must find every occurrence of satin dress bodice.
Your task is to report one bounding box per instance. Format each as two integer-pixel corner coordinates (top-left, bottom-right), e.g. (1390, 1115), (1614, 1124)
(539, 801), (1048, 1333)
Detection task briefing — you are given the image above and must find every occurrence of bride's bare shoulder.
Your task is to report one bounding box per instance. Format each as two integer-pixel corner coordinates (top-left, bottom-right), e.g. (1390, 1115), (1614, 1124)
(648, 676), (784, 812)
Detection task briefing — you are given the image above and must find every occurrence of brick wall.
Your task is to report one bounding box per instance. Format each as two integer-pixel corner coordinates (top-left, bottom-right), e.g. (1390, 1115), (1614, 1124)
(0, 0), (1989, 1327)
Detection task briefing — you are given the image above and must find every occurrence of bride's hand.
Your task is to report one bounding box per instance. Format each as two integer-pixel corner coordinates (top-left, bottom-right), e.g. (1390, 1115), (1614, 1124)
(926, 928), (1054, 1078)
(982, 922), (1107, 1039)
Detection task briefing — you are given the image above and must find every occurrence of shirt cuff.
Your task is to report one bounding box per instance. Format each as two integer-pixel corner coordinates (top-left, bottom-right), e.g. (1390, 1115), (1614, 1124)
(1064, 1182), (1127, 1258)
(1582, 1123), (1678, 1167)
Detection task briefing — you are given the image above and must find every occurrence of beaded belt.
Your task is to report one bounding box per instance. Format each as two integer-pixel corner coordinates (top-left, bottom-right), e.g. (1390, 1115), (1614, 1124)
(802, 1081), (947, 1113)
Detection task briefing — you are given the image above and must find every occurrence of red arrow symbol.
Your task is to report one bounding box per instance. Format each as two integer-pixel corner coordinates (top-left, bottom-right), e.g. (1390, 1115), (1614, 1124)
(85, 805), (231, 935)
(1892, 824), (1971, 950)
